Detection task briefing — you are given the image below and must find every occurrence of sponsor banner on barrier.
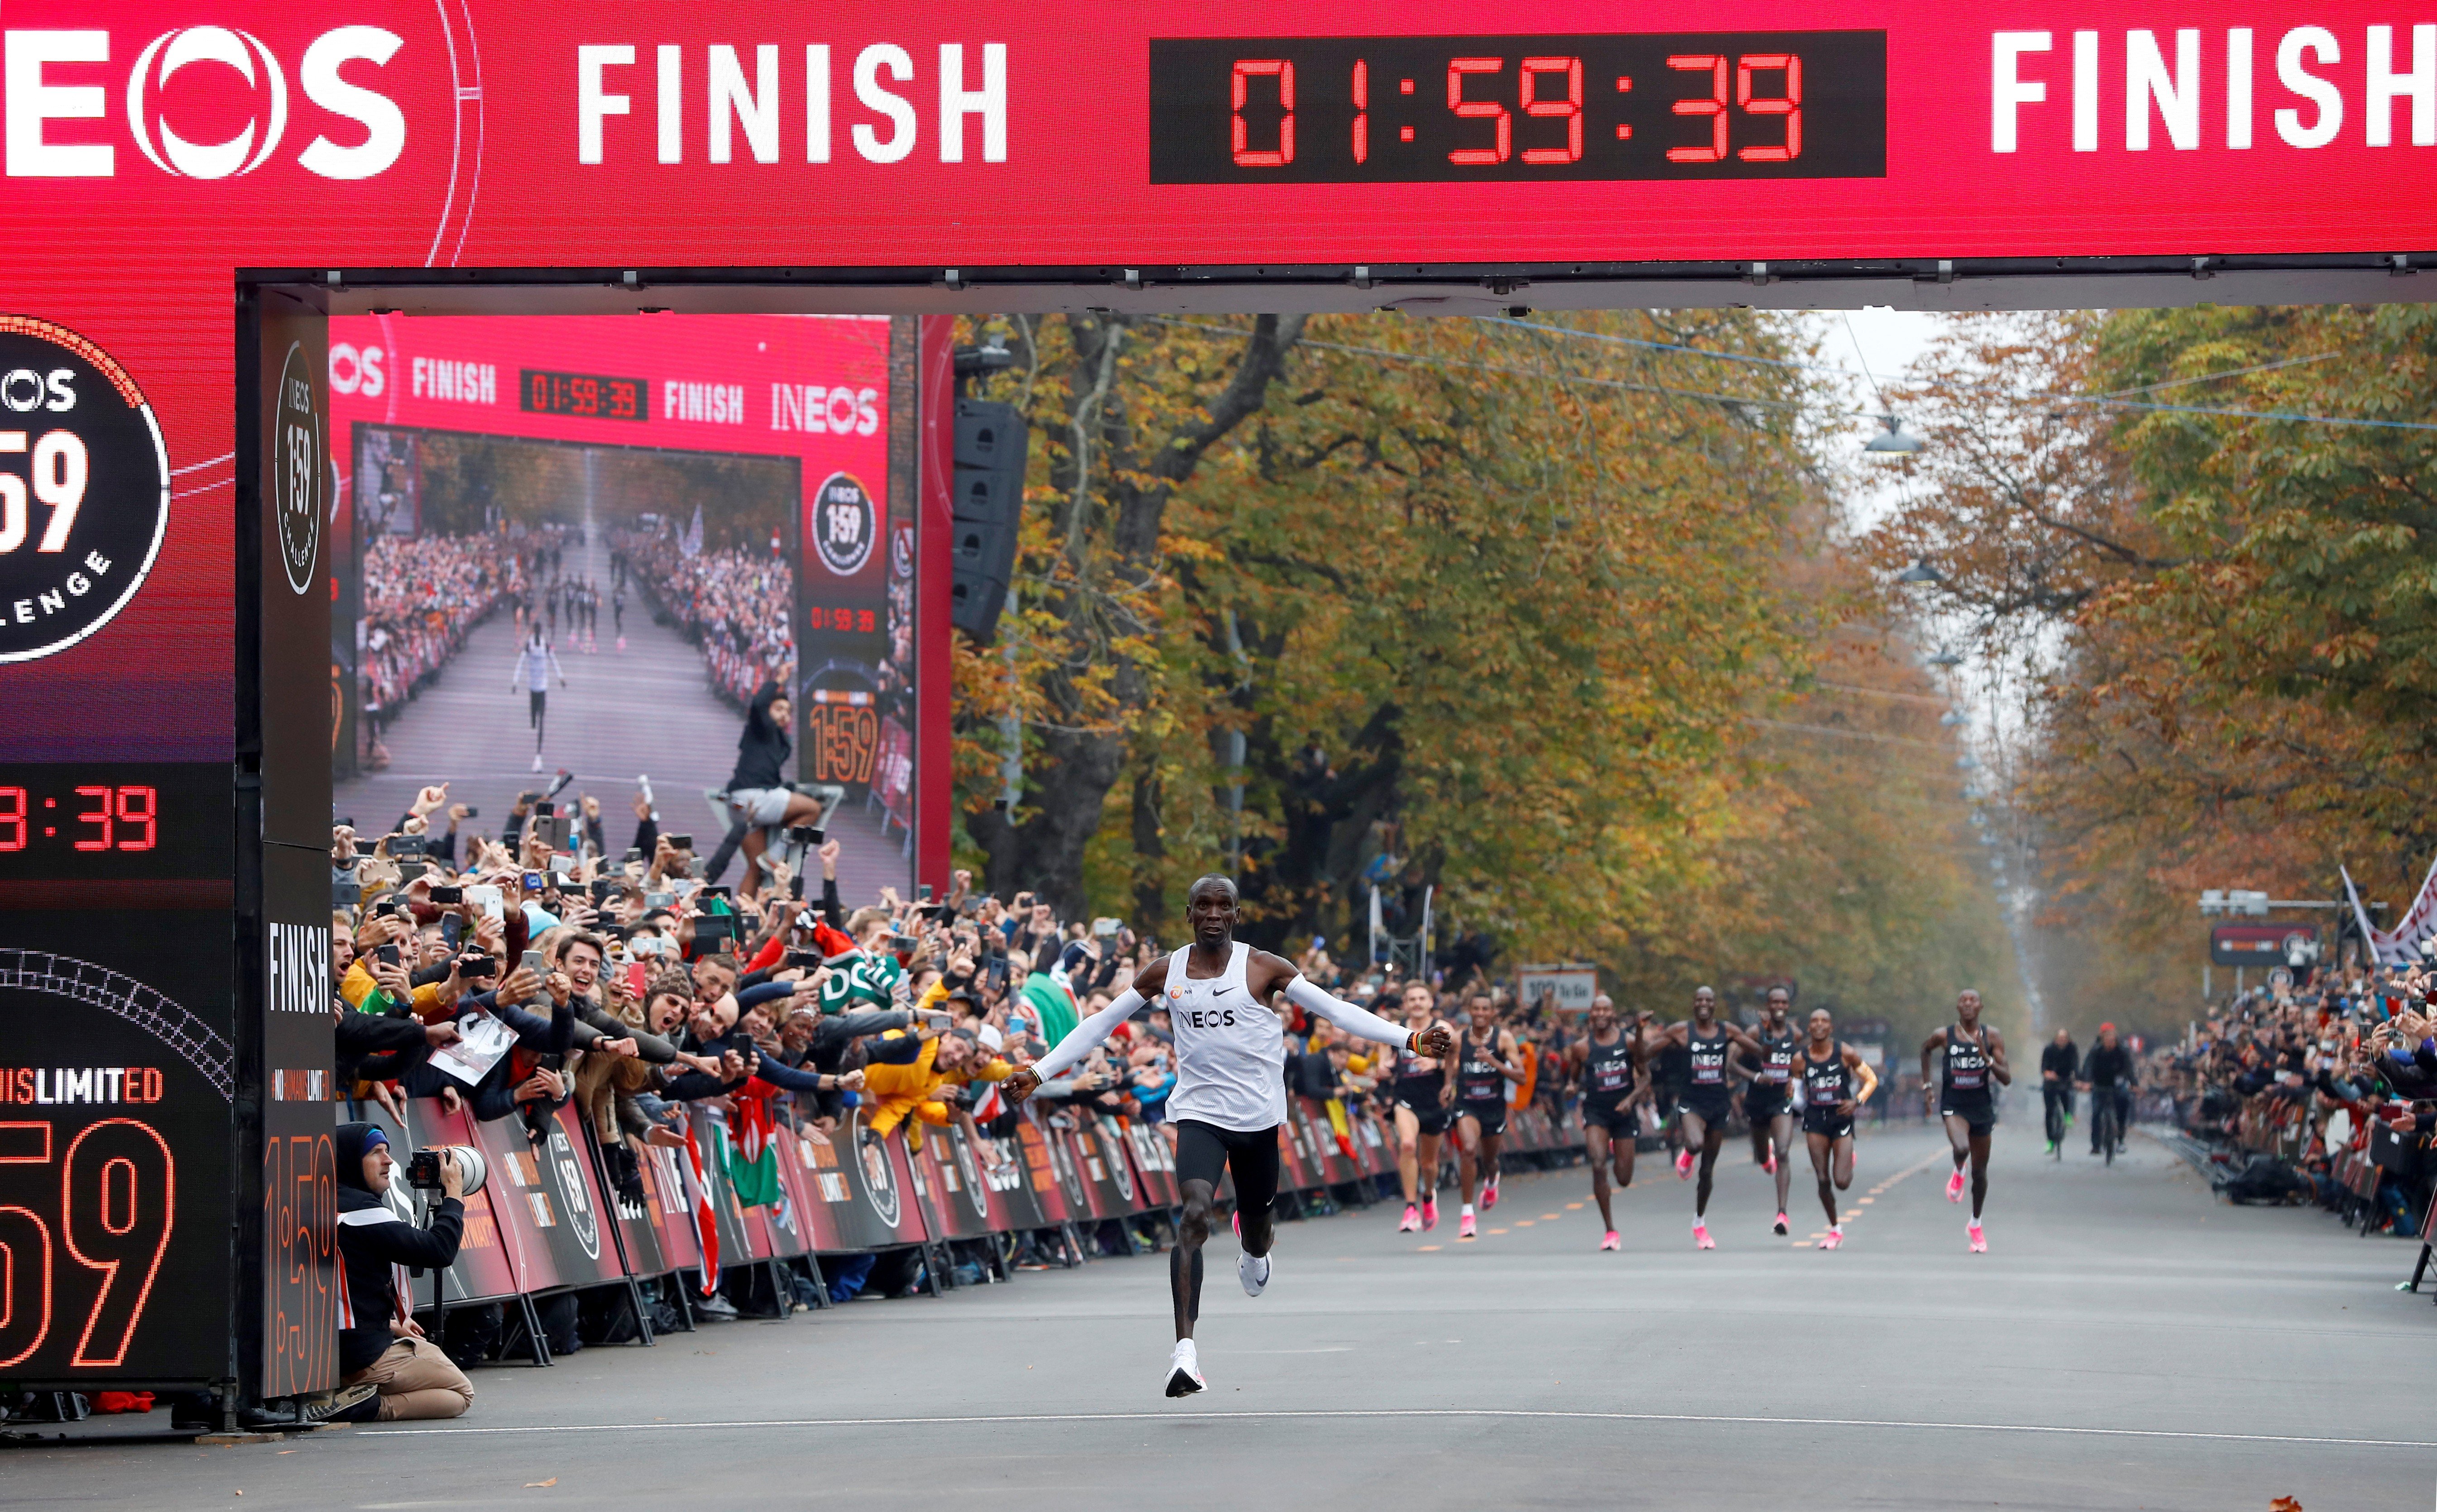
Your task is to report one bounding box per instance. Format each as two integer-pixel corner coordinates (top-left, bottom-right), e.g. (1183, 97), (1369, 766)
(1117, 1117), (1179, 1210)
(620, 1142), (699, 1278)
(1015, 1108), (1086, 1224)
(389, 1098), (523, 1305)
(469, 1104), (622, 1292)
(787, 1110), (928, 1251)
(1349, 1104), (1392, 1180)
(909, 1123), (993, 1241)
(1059, 1115), (1139, 1221)
(1275, 1108), (1323, 1194)
(1293, 1098), (1360, 1187)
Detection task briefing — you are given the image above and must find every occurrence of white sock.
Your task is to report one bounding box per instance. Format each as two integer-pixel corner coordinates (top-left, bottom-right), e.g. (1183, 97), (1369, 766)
(1461, 1203), (1474, 1218)
(1830, 1223), (1843, 1235)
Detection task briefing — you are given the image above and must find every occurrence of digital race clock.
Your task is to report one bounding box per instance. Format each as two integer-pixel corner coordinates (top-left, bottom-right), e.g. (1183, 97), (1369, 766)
(0, 763), (230, 881)
(520, 367), (649, 421)
(1149, 33), (1885, 183)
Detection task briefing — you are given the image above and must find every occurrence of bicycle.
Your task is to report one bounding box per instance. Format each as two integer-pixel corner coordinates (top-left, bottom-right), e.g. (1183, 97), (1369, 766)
(2043, 1086), (2069, 1158)
(2088, 1087), (2120, 1166)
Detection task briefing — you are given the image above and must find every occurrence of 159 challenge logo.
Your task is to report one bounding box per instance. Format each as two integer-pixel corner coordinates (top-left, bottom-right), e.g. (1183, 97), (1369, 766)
(0, 317), (169, 664)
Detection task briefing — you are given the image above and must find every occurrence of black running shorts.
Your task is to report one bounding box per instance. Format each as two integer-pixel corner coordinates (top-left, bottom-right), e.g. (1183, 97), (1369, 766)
(1395, 1081), (1454, 1136)
(1679, 1087), (1732, 1126)
(1745, 1086), (1792, 1123)
(1174, 1119), (1281, 1217)
(1581, 1099), (1636, 1138)
(1802, 1107), (1855, 1140)
(1939, 1096), (1996, 1135)
(1458, 1099), (1508, 1138)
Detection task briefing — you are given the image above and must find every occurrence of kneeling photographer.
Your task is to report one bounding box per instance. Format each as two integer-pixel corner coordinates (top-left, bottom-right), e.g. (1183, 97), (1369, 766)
(335, 1123), (477, 1422)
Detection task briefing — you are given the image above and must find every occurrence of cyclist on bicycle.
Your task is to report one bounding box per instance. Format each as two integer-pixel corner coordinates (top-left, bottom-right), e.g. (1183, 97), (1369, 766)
(2039, 1028), (2078, 1156)
(2078, 1024), (2134, 1157)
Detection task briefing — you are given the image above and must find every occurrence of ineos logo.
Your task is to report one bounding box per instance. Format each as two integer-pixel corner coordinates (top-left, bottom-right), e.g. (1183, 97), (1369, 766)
(127, 28), (286, 179)
(5, 25), (407, 181)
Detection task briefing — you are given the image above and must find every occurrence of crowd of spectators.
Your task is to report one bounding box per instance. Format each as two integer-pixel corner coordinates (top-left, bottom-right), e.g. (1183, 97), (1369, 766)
(611, 527), (795, 708)
(356, 533), (522, 767)
(2150, 963), (2437, 1237)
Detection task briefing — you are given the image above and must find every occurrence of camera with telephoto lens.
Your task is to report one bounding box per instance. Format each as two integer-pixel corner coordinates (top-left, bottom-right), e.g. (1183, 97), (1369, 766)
(405, 1144), (488, 1198)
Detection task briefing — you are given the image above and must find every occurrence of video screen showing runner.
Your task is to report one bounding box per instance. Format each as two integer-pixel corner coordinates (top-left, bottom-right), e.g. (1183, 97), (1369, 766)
(334, 427), (825, 886)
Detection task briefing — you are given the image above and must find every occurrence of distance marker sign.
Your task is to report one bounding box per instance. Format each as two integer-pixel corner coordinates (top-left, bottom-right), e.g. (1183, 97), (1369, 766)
(0, 319), (170, 664)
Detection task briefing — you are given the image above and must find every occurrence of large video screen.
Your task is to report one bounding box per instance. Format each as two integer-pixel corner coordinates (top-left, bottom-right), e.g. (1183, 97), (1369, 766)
(327, 316), (910, 902)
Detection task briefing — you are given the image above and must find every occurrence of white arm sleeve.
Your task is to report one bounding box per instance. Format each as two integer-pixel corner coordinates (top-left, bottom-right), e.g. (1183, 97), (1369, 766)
(1029, 987), (1147, 1080)
(1283, 975), (1414, 1051)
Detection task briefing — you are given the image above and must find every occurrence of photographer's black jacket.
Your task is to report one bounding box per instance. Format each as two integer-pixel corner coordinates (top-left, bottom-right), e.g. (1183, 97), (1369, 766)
(335, 1123), (463, 1376)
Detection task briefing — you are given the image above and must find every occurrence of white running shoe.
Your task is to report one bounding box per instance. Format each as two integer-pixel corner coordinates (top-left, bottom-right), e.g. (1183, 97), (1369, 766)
(1238, 1249), (1271, 1297)
(1164, 1339), (1205, 1398)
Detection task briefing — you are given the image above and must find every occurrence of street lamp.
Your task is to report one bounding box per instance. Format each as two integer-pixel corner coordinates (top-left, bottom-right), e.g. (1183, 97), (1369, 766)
(1896, 558), (1945, 585)
(1865, 414), (1925, 458)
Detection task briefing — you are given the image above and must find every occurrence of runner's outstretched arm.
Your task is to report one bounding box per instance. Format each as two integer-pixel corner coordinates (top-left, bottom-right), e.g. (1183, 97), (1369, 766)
(1012, 987), (1149, 1090)
(1277, 973), (1450, 1056)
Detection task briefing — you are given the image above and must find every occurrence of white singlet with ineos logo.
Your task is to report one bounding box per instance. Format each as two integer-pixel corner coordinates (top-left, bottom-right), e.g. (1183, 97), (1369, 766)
(1161, 943), (1286, 1132)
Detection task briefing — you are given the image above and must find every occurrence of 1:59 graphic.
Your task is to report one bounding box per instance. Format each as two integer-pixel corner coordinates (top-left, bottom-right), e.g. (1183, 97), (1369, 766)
(1148, 32), (1885, 183)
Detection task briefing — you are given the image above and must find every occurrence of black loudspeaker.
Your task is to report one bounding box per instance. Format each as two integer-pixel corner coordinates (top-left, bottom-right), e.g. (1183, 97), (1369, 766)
(950, 399), (1027, 640)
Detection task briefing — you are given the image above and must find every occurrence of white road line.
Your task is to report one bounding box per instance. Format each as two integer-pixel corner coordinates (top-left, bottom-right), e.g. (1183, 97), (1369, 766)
(363, 1408), (2437, 1449)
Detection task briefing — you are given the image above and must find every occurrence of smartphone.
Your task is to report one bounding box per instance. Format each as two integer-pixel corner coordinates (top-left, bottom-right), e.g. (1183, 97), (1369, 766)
(704, 884), (732, 901)
(440, 912), (463, 947)
(623, 846), (643, 864)
(331, 879), (362, 907)
(918, 883), (935, 903)
(645, 891), (674, 909)
(464, 883), (505, 922)
(354, 839), (377, 857)
(668, 834), (693, 852)
(519, 949), (546, 979)
(391, 834), (427, 857)
(1094, 917), (1120, 937)
(455, 952), (497, 983)
(522, 872), (545, 893)
(692, 914), (735, 942)
(786, 825), (817, 846)
(375, 944), (402, 967)
(786, 949), (822, 970)
(429, 885), (464, 905)
(590, 878), (614, 902)
(461, 805), (479, 819)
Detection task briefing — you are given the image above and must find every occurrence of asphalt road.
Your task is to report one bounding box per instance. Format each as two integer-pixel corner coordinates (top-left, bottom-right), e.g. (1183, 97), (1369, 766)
(11, 1125), (2435, 1511)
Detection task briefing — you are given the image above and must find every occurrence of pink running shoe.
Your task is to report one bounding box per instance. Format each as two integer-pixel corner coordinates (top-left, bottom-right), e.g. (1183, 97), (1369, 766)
(1458, 1212), (1478, 1241)
(1764, 1147), (1777, 1175)
(1968, 1222), (1987, 1253)
(1598, 1230), (1621, 1252)
(1675, 1149), (1694, 1181)
(1482, 1176), (1500, 1211)
(1421, 1197), (1439, 1230)
(1398, 1204), (1421, 1234)
(1945, 1168), (1966, 1202)
(1692, 1222), (1715, 1250)
(1773, 1211), (1789, 1236)
(1817, 1228), (1844, 1251)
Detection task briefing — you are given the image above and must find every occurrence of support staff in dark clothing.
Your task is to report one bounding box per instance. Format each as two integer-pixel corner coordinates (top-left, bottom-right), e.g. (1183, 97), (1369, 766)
(2041, 1029), (2079, 1155)
(2080, 1024), (2134, 1155)
(335, 1123), (475, 1421)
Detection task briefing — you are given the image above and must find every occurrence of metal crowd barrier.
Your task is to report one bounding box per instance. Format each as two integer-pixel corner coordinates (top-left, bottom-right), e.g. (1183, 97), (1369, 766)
(365, 1091), (1583, 1362)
